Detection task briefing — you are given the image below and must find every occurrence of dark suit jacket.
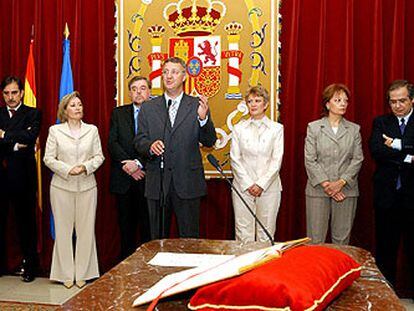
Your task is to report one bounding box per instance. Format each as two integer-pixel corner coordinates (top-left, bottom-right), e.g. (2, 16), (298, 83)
(0, 104), (41, 194)
(369, 113), (414, 210)
(134, 94), (217, 200)
(108, 103), (145, 194)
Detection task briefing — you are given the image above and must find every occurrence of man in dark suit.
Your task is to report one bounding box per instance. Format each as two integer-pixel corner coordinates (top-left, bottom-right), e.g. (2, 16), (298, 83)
(0, 76), (41, 282)
(134, 57), (217, 239)
(369, 79), (414, 288)
(108, 76), (151, 260)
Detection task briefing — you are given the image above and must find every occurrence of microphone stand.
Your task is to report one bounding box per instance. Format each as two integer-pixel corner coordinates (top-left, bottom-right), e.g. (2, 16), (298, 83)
(158, 99), (172, 238)
(207, 154), (275, 245)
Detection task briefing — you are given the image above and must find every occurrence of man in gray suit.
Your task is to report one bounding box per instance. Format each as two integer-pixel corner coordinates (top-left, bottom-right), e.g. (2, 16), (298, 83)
(134, 57), (217, 239)
(108, 76), (151, 259)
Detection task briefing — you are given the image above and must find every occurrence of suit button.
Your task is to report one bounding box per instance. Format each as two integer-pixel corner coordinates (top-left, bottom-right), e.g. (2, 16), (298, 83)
(168, 168), (172, 171)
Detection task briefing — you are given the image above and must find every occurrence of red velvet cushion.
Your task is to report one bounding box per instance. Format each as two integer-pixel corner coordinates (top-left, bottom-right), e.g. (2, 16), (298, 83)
(188, 245), (361, 311)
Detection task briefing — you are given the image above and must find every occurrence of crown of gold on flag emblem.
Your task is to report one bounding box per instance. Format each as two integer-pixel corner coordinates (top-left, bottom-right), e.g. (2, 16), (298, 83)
(224, 21), (243, 35)
(148, 25), (166, 38)
(163, 0), (226, 37)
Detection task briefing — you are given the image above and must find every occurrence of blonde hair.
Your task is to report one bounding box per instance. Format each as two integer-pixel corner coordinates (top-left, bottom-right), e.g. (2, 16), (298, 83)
(57, 91), (81, 122)
(245, 85), (270, 103)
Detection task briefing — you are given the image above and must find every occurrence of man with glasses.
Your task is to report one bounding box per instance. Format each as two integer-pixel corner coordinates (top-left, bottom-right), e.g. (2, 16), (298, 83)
(369, 79), (414, 290)
(108, 76), (151, 260)
(134, 57), (217, 239)
(0, 76), (41, 282)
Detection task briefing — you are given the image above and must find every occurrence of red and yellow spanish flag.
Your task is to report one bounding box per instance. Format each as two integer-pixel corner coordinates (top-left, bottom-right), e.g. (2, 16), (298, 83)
(24, 38), (42, 213)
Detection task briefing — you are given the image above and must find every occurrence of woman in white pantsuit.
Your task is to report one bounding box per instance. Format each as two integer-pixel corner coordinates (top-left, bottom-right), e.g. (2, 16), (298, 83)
(230, 86), (284, 243)
(44, 91), (104, 288)
(304, 84), (363, 245)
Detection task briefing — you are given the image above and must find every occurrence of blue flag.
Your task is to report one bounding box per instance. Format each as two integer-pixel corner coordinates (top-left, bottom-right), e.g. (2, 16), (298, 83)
(50, 37), (74, 240)
(59, 38), (74, 101)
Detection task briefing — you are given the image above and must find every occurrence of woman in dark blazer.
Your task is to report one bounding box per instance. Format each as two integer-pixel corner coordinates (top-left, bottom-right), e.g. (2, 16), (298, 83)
(304, 84), (363, 245)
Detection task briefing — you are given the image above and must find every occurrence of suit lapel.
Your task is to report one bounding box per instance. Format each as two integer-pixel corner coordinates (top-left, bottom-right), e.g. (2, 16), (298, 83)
(336, 119), (349, 140)
(171, 94), (192, 134)
(406, 113), (414, 135)
(2, 105), (26, 129)
(57, 122), (74, 138)
(125, 104), (134, 136)
(155, 97), (169, 128)
(387, 115), (401, 138)
(320, 117), (337, 142)
(79, 122), (92, 139)
(0, 107), (10, 125)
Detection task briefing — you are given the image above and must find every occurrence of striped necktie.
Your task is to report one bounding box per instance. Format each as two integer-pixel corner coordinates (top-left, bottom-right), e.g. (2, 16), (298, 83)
(169, 99), (179, 126)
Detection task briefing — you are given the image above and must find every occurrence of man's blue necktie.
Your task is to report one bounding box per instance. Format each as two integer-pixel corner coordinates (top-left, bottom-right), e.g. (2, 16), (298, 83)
(134, 108), (139, 135)
(400, 117), (406, 135)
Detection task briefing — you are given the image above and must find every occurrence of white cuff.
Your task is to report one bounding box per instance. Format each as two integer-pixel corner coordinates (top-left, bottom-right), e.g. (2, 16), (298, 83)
(391, 138), (402, 150)
(404, 155), (413, 163)
(134, 159), (143, 169)
(198, 115), (209, 127)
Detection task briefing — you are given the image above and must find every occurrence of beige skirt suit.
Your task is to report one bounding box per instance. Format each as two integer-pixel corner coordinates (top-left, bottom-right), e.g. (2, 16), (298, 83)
(44, 122), (104, 283)
(304, 117), (363, 245)
(230, 116), (284, 242)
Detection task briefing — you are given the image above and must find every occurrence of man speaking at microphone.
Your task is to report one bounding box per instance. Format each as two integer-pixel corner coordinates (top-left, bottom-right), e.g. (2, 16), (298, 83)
(134, 57), (217, 239)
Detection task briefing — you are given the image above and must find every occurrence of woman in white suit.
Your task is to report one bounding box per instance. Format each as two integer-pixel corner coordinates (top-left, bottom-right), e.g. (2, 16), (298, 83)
(44, 91), (104, 288)
(304, 84), (363, 245)
(230, 86), (284, 243)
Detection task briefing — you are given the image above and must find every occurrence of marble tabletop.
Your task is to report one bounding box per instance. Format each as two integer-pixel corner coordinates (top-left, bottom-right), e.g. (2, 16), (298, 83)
(60, 239), (405, 310)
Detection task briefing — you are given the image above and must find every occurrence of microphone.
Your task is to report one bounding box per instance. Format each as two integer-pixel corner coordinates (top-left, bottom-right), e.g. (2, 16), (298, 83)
(207, 154), (275, 245)
(158, 99), (173, 238)
(160, 99), (173, 168)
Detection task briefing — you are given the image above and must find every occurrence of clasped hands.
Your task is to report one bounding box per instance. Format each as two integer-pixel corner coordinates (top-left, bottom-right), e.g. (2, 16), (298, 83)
(321, 180), (346, 202)
(69, 164), (86, 176)
(122, 160), (145, 181)
(248, 184), (264, 197)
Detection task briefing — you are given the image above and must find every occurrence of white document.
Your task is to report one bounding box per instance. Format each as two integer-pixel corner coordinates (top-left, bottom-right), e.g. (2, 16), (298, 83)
(133, 238), (310, 307)
(134, 246), (282, 307)
(148, 252), (235, 267)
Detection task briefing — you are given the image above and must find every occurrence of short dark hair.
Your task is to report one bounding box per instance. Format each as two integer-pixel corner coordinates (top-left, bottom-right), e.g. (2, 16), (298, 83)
(1, 76), (24, 91)
(321, 83), (350, 116)
(387, 79), (414, 101)
(128, 76), (151, 90)
(163, 57), (186, 70)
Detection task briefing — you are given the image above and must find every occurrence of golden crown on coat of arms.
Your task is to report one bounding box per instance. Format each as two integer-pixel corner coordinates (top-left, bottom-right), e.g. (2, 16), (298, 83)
(163, 0), (227, 37)
(224, 21), (243, 35)
(148, 25), (166, 38)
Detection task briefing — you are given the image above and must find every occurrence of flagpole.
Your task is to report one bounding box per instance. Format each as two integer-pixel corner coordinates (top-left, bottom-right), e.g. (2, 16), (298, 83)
(64, 22), (70, 39)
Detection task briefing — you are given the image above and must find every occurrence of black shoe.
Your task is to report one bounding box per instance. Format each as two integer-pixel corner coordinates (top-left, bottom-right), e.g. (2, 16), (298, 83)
(21, 271), (35, 282)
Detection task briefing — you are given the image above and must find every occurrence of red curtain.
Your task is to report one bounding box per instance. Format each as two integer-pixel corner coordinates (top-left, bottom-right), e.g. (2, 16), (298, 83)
(0, 0), (118, 272)
(280, 0), (414, 295)
(0, 0), (412, 296)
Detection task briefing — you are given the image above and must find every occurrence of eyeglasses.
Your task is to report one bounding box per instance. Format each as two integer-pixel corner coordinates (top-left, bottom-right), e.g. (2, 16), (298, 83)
(162, 69), (185, 76)
(389, 97), (410, 106)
